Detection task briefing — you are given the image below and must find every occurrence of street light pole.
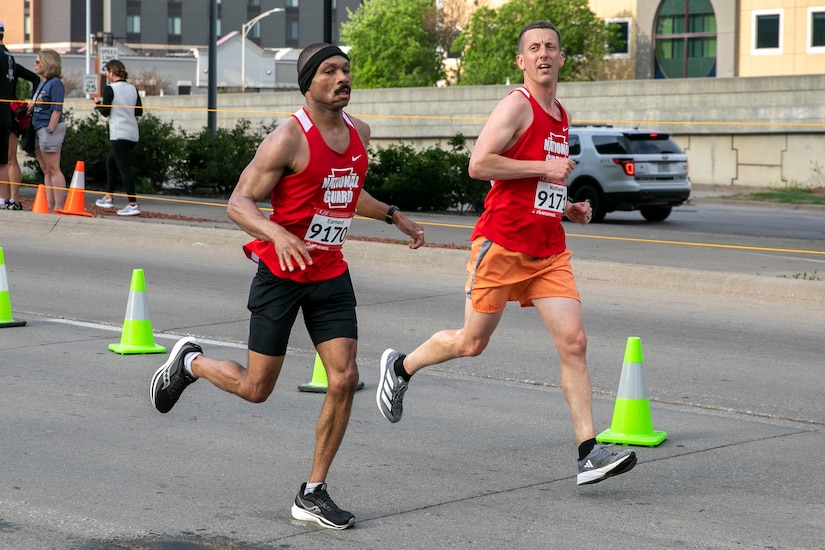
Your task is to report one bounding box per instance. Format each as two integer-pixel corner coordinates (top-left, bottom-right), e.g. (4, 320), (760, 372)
(241, 7), (284, 92)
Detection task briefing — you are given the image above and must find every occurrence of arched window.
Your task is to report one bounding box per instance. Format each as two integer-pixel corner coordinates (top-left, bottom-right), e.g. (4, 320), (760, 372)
(654, 0), (717, 78)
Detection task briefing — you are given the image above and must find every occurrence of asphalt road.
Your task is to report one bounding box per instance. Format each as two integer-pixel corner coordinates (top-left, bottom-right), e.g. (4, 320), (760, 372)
(1, 209), (824, 549)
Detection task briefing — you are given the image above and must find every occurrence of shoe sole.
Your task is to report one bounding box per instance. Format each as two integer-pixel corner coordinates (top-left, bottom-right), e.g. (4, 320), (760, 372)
(150, 336), (199, 412)
(577, 452), (637, 486)
(95, 203), (115, 208)
(376, 349), (399, 423)
(290, 503), (355, 530)
(117, 211), (140, 216)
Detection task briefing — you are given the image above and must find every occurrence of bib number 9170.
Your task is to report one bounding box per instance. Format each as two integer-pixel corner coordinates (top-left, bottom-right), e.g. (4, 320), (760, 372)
(305, 213), (352, 249)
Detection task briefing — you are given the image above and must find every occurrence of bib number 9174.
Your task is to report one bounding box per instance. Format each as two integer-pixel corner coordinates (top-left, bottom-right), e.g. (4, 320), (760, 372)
(534, 181), (567, 214)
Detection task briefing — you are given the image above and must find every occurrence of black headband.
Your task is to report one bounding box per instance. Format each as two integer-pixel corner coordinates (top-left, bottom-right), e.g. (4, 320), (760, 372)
(298, 45), (349, 95)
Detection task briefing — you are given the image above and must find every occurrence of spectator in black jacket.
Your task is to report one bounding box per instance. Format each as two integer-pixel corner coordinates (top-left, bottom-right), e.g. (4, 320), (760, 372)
(0, 21), (40, 210)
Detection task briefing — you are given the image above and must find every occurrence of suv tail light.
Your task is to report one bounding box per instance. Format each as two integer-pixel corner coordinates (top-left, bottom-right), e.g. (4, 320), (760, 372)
(613, 158), (635, 176)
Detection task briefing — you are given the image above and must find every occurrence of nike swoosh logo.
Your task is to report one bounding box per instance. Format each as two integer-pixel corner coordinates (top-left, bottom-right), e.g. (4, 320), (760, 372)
(351, 155), (362, 162)
(562, 127), (569, 132)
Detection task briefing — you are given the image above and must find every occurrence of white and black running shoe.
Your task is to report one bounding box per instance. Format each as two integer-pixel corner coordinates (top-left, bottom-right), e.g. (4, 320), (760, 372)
(377, 348), (408, 423)
(291, 483), (355, 530)
(150, 337), (201, 413)
(577, 444), (637, 485)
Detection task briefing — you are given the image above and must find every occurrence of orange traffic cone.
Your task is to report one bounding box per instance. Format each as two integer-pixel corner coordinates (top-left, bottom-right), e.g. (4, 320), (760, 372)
(0, 247), (27, 328)
(32, 184), (50, 214)
(109, 269), (166, 355)
(55, 161), (93, 217)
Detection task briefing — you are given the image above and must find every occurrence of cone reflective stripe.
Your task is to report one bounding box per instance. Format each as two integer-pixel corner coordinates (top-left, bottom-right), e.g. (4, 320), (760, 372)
(55, 161), (93, 217)
(596, 337), (667, 447)
(109, 269), (166, 355)
(0, 248), (26, 328)
(298, 353), (365, 393)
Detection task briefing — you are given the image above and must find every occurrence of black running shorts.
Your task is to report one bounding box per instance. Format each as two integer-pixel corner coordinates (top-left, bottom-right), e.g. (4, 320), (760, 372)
(246, 262), (358, 357)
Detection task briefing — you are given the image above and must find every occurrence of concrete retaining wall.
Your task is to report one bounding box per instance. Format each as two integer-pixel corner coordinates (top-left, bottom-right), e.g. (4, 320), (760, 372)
(140, 74), (825, 188)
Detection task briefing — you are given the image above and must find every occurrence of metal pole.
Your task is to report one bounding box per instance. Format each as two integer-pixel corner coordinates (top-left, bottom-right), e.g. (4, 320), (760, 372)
(85, 0), (91, 76)
(241, 21), (246, 92)
(240, 8), (284, 92)
(323, 0), (332, 43)
(208, 0), (217, 132)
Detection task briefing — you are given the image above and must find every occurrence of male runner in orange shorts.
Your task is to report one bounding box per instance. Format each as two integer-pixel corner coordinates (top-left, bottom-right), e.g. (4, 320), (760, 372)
(377, 21), (636, 486)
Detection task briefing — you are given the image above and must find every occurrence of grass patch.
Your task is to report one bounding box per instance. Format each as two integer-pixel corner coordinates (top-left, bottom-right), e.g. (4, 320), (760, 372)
(735, 186), (825, 205)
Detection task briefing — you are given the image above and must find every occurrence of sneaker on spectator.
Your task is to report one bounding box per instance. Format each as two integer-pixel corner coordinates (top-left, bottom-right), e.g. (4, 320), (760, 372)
(7, 200), (23, 210)
(291, 483), (355, 530)
(117, 203), (140, 216)
(576, 444), (637, 485)
(95, 196), (115, 208)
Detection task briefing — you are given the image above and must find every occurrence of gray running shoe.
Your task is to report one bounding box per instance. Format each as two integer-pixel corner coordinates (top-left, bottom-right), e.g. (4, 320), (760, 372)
(291, 483), (355, 530)
(376, 348), (408, 423)
(577, 444), (637, 485)
(150, 337), (201, 413)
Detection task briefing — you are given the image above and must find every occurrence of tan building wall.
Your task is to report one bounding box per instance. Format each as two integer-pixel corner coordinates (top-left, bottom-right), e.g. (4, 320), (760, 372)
(739, 0), (825, 76)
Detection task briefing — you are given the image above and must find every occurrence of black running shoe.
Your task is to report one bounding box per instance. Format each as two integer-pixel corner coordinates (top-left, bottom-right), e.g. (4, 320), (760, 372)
(291, 483), (355, 530)
(577, 444), (637, 485)
(7, 200), (23, 211)
(150, 337), (201, 413)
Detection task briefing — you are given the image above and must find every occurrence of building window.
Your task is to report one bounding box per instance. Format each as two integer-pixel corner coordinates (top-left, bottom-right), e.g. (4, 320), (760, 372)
(808, 8), (825, 52)
(654, 0), (717, 78)
(752, 10), (782, 55)
(126, 15), (141, 34)
(168, 16), (182, 35)
(286, 0), (299, 7)
(286, 20), (299, 47)
(606, 18), (630, 57)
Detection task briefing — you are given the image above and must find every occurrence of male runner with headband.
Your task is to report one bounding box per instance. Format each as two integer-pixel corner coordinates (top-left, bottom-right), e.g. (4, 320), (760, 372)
(151, 43), (424, 530)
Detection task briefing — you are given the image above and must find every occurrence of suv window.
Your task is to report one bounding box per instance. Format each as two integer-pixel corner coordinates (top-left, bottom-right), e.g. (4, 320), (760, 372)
(569, 133), (581, 156)
(591, 133), (683, 155)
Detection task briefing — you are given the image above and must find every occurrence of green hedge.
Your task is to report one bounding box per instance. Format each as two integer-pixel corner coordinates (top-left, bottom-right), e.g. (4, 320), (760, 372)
(26, 113), (488, 213)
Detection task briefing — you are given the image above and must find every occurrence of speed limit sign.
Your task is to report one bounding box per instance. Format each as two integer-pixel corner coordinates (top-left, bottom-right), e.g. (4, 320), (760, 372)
(99, 47), (119, 73)
(84, 74), (99, 95)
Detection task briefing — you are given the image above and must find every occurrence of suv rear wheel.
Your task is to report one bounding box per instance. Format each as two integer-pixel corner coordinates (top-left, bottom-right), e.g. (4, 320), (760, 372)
(639, 205), (672, 222)
(570, 183), (606, 223)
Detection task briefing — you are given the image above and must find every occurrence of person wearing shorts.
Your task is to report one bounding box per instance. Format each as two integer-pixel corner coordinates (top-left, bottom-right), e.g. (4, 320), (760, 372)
(30, 49), (66, 212)
(377, 21), (637, 488)
(149, 42), (424, 531)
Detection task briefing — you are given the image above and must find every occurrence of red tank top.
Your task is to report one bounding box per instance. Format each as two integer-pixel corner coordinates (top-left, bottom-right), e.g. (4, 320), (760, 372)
(471, 87), (570, 258)
(243, 108), (368, 282)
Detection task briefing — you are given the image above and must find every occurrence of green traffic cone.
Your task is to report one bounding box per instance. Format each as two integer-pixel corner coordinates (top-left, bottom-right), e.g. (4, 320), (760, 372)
(0, 248), (26, 328)
(596, 337), (667, 447)
(298, 353), (365, 393)
(109, 269), (166, 355)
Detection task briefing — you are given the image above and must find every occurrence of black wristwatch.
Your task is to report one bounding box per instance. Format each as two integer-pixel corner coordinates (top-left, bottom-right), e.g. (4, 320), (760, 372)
(385, 205), (399, 224)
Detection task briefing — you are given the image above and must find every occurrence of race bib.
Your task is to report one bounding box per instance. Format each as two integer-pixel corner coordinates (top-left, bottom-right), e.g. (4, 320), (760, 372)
(533, 180), (567, 215)
(304, 211), (352, 250)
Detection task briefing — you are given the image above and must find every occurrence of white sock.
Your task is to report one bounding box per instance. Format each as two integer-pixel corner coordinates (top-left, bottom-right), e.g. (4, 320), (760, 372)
(0, 199), (5, 206)
(305, 482), (322, 495)
(183, 351), (201, 378)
